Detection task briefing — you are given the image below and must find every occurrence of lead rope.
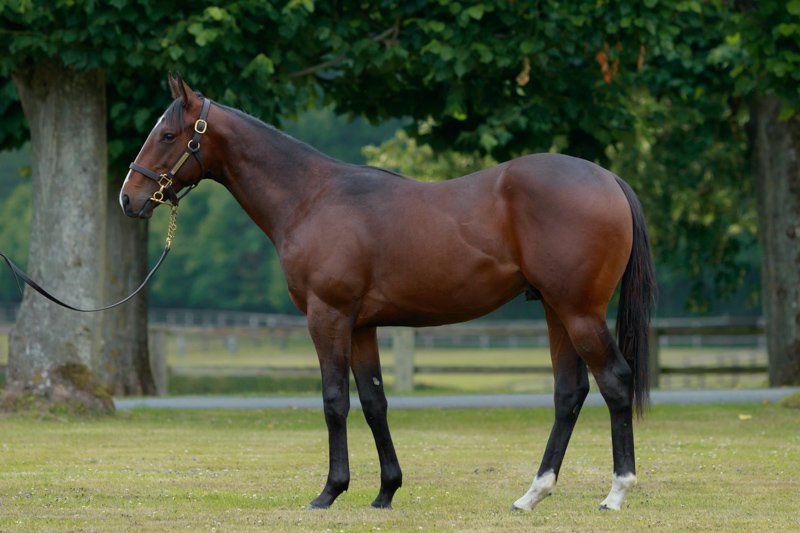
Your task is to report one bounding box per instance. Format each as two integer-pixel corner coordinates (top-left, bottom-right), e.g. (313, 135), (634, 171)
(0, 206), (178, 313)
(165, 204), (178, 250)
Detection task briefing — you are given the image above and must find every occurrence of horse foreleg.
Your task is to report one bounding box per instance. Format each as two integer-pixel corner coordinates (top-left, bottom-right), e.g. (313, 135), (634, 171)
(512, 307), (589, 511)
(350, 327), (403, 508)
(307, 308), (353, 509)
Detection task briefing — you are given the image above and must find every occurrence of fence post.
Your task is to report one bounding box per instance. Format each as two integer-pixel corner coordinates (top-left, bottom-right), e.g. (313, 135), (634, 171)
(149, 327), (168, 396)
(392, 327), (415, 392)
(648, 325), (660, 389)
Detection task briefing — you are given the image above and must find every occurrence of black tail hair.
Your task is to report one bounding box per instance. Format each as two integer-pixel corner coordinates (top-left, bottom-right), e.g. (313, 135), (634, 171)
(614, 176), (657, 418)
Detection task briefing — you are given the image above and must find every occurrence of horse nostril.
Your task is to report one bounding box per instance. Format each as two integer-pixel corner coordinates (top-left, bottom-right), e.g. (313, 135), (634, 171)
(120, 192), (134, 215)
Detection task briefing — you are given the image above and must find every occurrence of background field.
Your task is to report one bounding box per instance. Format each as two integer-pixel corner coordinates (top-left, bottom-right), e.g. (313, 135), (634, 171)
(1, 329), (770, 395)
(1, 402), (798, 532)
(160, 333), (769, 394)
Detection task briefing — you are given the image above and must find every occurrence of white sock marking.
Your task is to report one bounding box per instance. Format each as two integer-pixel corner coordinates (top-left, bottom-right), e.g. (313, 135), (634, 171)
(512, 470), (556, 511)
(600, 472), (637, 510)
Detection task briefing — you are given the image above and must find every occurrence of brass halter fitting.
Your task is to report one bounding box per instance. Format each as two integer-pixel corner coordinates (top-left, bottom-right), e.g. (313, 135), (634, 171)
(151, 174), (174, 205)
(165, 204), (178, 250)
(128, 97), (212, 208)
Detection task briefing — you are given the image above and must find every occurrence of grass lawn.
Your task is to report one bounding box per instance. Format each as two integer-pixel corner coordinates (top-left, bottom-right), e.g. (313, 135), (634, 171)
(1, 402), (798, 531)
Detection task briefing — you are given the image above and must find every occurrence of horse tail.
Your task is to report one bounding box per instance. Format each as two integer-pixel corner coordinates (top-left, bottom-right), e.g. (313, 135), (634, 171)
(614, 176), (657, 418)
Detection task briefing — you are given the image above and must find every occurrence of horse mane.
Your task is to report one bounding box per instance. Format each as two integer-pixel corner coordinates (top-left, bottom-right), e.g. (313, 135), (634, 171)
(216, 102), (344, 164)
(166, 95), (410, 180)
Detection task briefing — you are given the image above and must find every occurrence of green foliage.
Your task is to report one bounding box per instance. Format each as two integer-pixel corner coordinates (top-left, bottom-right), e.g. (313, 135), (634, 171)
(0, 0), (787, 313)
(718, 1), (800, 117)
(609, 90), (757, 311)
(283, 106), (405, 164)
(363, 128), (495, 181)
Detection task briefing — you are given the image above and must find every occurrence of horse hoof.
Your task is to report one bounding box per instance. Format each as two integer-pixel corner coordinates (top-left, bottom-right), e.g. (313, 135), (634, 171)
(510, 504), (525, 512)
(598, 504), (611, 511)
(371, 501), (392, 510)
(307, 501), (331, 510)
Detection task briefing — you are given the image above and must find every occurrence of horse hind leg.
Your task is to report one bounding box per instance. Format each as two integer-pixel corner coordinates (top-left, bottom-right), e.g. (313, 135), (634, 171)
(512, 304), (590, 511)
(564, 313), (637, 511)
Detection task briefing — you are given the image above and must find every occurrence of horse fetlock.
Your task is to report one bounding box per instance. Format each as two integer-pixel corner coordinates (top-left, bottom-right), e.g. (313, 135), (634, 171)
(511, 470), (556, 511)
(381, 469), (402, 491)
(327, 475), (350, 494)
(308, 477), (349, 510)
(372, 482), (401, 509)
(599, 472), (637, 511)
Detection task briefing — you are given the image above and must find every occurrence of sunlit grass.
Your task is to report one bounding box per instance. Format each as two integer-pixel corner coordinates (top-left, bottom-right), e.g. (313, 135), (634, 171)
(0, 402), (798, 531)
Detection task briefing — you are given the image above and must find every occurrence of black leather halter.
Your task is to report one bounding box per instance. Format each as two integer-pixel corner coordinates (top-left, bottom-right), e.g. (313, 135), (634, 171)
(128, 97), (212, 206)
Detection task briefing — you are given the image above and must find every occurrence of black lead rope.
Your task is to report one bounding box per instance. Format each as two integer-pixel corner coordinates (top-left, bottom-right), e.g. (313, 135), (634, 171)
(0, 205), (177, 313)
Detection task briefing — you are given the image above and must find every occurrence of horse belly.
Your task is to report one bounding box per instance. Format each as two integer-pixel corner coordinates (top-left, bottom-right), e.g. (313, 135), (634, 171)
(357, 253), (525, 328)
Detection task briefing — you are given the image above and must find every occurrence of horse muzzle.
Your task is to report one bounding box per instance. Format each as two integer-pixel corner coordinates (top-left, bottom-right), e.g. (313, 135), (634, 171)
(120, 192), (155, 219)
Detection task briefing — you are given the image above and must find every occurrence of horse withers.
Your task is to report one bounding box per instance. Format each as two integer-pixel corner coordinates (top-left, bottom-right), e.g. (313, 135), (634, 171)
(121, 75), (656, 512)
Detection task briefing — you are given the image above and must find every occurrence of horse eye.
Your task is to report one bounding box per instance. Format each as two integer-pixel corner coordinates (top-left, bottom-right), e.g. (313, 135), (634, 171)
(162, 132), (176, 142)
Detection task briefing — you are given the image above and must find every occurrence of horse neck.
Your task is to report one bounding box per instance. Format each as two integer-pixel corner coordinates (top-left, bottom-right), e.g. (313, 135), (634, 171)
(212, 107), (344, 244)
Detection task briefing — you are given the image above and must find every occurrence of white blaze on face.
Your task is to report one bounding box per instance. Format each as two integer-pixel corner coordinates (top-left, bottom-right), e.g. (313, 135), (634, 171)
(119, 112), (167, 210)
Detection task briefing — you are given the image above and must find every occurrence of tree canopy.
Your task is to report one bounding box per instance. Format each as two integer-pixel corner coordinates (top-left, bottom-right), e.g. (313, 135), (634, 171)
(1, 0), (790, 316)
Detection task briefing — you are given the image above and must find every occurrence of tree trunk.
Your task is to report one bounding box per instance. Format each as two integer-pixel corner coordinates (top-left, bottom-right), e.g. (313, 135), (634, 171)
(750, 95), (800, 386)
(99, 179), (155, 396)
(4, 62), (113, 412)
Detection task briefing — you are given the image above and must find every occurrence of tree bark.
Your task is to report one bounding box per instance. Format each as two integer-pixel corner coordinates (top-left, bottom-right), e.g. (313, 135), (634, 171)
(4, 62), (113, 412)
(750, 95), (800, 386)
(99, 180), (155, 396)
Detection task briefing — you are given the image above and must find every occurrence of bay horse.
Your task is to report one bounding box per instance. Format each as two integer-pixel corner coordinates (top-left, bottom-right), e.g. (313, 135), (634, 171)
(121, 75), (656, 512)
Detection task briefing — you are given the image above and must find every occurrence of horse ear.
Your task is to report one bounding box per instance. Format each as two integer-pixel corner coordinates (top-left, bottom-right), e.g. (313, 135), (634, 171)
(167, 73), (199, 108)
(167, 72), (183, 100)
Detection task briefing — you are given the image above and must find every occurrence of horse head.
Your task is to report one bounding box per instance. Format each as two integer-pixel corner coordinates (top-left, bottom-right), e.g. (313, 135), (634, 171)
(120, 74), (211, 218)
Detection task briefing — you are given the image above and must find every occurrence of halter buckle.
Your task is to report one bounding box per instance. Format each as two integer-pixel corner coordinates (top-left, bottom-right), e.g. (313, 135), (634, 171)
(194, 119), (208, 134)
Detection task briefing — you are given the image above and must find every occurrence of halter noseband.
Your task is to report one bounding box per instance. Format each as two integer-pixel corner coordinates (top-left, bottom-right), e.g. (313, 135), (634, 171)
(128, 97), (212, 206)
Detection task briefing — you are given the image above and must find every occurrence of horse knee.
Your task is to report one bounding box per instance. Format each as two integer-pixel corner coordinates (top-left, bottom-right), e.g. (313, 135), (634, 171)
(322, 386), (350, 424)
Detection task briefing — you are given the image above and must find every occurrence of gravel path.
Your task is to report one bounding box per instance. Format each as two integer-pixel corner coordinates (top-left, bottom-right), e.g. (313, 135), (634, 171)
(115, 387), (800, 411)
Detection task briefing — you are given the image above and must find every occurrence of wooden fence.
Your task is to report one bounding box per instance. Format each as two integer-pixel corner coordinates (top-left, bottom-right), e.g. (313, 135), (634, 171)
(146, 316), (766, 392)
(1, 312), (766, 393)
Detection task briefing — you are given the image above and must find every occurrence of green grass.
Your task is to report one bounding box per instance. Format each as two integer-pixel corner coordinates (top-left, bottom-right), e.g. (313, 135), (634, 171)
(1, 402), (798, 531)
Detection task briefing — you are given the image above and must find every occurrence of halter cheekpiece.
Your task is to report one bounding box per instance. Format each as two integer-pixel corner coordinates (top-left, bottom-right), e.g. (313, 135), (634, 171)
(128, 97), (211, 206)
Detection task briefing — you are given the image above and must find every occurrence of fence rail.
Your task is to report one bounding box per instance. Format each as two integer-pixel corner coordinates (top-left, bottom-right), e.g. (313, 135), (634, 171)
(147, 315), (766, 392)
(2, 312), (767, 393)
